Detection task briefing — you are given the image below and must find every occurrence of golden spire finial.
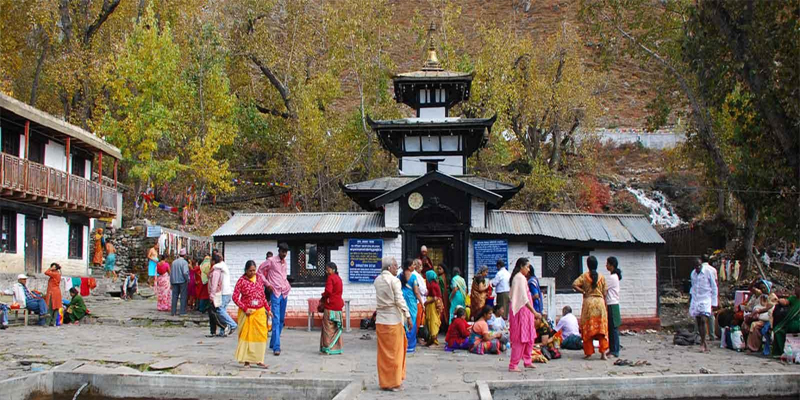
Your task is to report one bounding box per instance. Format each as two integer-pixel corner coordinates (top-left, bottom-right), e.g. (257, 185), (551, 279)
(422, 22), (442, 71)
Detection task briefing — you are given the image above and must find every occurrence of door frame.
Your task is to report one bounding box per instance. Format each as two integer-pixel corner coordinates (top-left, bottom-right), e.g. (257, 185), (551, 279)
(24, 216), (42, 274)
(402, 226), (468, 282)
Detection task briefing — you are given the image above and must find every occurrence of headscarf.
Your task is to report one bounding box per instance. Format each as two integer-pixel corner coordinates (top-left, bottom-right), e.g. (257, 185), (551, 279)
(425, 270), (441, 298)
(452, 274), (467, 296)
(199, 256), (211, 284)
(510, 272), (530, 315)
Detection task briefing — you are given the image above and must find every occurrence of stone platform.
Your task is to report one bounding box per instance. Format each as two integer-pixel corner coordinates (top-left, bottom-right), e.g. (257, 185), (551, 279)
(0, 298), (797, 400)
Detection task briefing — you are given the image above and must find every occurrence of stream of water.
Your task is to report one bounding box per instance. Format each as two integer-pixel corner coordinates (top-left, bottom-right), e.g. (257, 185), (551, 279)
(626, 187), (683, 228)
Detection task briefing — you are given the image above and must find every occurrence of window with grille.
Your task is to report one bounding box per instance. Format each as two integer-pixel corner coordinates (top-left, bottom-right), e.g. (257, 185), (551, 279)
(288, 243), (330, 287)
(542, 251), (582, 294)
(0, 210), (16, 253)
(68, 223), (83, 259)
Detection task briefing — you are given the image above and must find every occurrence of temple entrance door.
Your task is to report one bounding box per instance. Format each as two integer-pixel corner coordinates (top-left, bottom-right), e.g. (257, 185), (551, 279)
(404, 230), (466, 284)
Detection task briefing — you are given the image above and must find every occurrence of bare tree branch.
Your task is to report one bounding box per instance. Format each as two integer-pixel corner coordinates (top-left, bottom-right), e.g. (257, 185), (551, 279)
(250, 55), (296, 119)
(612, 19), (731, 184)
(84, 0), (121, 45)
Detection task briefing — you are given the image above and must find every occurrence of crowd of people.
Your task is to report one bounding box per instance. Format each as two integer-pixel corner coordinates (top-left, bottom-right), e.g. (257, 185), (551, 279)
(691, 255), (800, 359)
(3, 237), (796, 393)
(373, 251), (627, 391)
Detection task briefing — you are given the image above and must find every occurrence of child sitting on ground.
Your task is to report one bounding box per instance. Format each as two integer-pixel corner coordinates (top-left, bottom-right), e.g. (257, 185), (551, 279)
(487, 306), (509, 342)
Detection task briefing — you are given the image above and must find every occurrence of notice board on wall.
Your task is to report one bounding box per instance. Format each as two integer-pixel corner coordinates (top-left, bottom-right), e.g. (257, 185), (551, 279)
(348, 239), (383, 283)
(473, 239), (508, 279)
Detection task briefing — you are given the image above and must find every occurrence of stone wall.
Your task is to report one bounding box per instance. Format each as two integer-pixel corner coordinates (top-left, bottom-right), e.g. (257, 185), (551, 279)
(106, 226), (157, 278)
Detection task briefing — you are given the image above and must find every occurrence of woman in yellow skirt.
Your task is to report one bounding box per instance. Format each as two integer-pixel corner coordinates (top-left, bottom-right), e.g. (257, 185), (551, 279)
(232, 260), (270, 368)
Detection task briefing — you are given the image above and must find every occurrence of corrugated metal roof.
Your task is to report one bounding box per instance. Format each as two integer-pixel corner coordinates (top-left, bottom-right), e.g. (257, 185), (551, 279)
(212, 212), (397, 238)
(473, 210), (665, 244)
(345, 176), (518, 192)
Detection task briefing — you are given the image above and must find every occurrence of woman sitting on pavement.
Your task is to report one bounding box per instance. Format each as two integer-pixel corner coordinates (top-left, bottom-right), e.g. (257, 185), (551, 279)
(64, 287), (87, 324)
(745, 293), (776, 353)
(470, 305), (506, 354)
(445, 306), (470, 351)
(771, 285), (800, 358)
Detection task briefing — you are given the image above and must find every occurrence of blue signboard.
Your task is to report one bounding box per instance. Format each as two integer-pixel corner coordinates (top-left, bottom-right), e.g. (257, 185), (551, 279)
(473, 239), (508, 279)
(348, 239), (384, 283)
(146, 225), (162, 238)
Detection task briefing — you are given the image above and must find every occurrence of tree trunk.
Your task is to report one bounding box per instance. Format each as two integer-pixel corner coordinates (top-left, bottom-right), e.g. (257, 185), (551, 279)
(29, 41), (48, 106)
(549, 126), (562, 170)
(741, 202), (759, 279)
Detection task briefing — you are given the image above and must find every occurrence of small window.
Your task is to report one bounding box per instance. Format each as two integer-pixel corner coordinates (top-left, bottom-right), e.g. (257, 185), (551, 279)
(441, 135), (460, 151)
(68, 223), (83, 259)
(288, 243), (330, 287)
(421, 136), (439, 152)
(542, 252), (582, 294)
(0, 210), (17, 253)
(419, 89), (430, 104)
(404, 136), (421, 152)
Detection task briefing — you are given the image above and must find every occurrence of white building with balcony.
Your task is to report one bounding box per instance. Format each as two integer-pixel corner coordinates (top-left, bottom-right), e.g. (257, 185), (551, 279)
(0, 93), (122, 277)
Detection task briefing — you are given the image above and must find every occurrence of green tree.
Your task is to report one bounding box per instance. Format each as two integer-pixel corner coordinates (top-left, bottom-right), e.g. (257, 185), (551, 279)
(100, 5), (186, 190)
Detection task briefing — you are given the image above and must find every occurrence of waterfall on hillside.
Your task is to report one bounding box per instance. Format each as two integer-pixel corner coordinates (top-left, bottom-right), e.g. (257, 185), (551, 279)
(626, 188), (683, 228)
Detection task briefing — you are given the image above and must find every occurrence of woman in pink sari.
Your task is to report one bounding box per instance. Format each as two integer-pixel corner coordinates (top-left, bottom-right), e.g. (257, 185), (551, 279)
(156, 255), (171, 311)
(508, 257), (537, 372)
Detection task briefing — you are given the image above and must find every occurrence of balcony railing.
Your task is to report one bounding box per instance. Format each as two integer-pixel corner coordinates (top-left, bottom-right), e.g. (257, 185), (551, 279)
(0, 152), (118, 217)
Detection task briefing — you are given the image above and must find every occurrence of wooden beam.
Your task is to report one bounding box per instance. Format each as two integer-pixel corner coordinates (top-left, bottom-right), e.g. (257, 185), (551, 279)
(113, 159), (118, 189)
(98, 152), (103, 209)
(23, 121), (29, 192)
(24, 121), (29, 160)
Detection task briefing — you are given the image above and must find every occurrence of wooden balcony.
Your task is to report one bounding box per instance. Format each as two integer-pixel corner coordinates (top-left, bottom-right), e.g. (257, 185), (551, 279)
(0, 152), (117, 218)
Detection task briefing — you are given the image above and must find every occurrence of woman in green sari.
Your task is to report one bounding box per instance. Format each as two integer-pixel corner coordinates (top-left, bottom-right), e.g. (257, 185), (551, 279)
(449, 268), (467, 324)
(771, 285), (800, 357)
(64, 288), (87, 324)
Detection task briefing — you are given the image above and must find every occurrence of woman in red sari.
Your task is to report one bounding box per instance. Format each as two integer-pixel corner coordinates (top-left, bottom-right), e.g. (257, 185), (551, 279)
(233, 260), (270, 368)
(156, 255), (171, 311)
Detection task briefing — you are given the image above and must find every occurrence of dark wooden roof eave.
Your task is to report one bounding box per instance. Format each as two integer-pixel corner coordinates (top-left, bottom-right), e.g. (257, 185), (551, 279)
(370, 170), (502, 207)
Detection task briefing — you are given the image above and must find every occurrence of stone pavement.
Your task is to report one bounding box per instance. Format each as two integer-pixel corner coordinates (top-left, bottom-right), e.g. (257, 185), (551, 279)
(0, 298), (797, 400)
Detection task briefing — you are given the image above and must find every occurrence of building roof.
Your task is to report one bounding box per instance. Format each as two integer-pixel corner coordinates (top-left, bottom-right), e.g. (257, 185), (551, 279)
(370, 171), (502, 207)
(367, 116), (496, 129)
(394, 70), (473, 80)
(212, 212), (399, 239)
(0, 93), (123, 159)
(472, 210), (665, 245)
(345, 175), (519, 192)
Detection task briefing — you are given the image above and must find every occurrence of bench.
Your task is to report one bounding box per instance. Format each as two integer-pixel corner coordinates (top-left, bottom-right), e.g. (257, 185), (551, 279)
(0, 294), (30, 326)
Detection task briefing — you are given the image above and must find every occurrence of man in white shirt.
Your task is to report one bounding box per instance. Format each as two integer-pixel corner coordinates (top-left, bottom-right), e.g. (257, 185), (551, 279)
(555, 306), (581, 349)
(700, 255), (718, 341)
(374, 256), (411, 391)
(490, 259), (511, 318)
(690, 257), (718, 353)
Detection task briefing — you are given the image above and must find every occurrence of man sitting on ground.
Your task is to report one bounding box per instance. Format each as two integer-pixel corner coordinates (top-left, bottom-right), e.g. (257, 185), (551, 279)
(556, 306), (582, 350)
(12, 274), (47, 326)
(64, 287), (87, 324)
(121, 273), (138, 300)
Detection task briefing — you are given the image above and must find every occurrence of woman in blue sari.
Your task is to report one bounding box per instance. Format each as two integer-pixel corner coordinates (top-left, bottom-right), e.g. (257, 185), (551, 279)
(400, 259), (424, 353)
(527, 268), (543, 314)
(449, 268), (467, 324)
